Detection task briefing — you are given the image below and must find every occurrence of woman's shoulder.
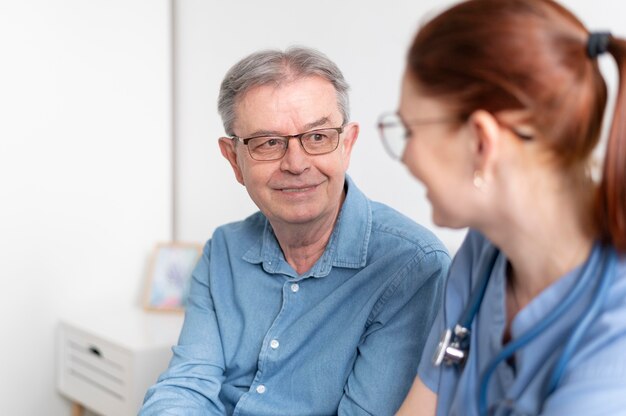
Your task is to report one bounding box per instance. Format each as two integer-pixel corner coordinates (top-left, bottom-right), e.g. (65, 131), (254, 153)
(544, 254), (626, 414)
(564, 250), (626, 377)
(602, 250), (626, 324)
(614, 250), (626, 289)
(449, 229), (498, 274)
(443, 229), (502, 299)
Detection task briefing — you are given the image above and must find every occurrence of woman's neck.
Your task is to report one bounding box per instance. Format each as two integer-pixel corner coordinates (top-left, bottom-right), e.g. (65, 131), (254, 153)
(484, 167), (595, 310)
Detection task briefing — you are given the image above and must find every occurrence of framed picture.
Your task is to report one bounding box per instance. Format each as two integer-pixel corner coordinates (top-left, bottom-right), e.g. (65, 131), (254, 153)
(144, 242), (203, 312)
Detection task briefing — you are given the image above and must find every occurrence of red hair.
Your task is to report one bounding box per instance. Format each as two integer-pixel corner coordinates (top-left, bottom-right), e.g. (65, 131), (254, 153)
(408, 0), (626, 251)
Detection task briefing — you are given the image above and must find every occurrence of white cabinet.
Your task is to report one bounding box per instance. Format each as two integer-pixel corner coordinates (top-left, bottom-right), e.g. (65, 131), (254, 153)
(56, 305), (184, 415)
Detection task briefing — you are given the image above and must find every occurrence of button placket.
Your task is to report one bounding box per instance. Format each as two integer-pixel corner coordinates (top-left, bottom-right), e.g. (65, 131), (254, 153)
(248, 277), (297, 401)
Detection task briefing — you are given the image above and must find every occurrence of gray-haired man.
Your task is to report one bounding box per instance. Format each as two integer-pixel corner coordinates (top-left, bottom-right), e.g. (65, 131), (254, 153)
(140, 46), (449, 416)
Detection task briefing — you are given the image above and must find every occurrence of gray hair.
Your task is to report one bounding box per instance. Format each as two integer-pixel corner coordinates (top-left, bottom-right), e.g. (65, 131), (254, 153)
(217, 46), (350, 136)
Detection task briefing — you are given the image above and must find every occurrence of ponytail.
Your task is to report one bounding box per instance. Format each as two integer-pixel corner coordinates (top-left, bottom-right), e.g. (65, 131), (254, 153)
(596, 36), (626, 252)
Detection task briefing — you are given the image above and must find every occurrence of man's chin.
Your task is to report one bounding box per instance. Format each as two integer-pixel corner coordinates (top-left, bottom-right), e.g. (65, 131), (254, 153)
(267, 207), (323, 227)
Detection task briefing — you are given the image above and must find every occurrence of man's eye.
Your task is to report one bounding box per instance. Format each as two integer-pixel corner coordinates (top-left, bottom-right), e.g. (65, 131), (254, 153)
(255, 138), (281, 149)
(304, 132), (329, 143)
(263, 138), (280, 147)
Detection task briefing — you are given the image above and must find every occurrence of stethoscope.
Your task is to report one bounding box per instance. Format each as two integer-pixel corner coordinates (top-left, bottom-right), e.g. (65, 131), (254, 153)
(432, 243), (618, 416)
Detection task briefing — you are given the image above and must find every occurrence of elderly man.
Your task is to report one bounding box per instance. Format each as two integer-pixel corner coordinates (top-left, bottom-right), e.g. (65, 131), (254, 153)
(140, 47), (450, 416)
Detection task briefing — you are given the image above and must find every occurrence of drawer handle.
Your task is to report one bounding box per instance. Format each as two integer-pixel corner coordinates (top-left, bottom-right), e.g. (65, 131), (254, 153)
(88, 345), (102, 357)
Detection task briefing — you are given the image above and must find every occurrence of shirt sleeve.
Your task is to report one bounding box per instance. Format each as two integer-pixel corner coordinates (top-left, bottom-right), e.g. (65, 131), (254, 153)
(139, 240), (228, 415)
(416, 292), (447, 393)
(337, 249), (450, 416)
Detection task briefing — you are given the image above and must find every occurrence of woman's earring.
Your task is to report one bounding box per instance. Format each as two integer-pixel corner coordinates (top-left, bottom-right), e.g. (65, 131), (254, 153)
(473, 171), (485, 189)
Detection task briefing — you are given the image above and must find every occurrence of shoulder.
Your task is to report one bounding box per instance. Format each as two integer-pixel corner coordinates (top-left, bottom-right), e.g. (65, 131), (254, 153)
(369, 200), (449, 258)
(211, 211), (265, 241)
(543, 254), (626, 414)
(207, 211), (266, 258)
(364, 201), (451, 291)
(585, 252), (626, 352)
(454, 229), (492, 257)
(601, 252), (626, 315)
(345, 175), (448, 258)
(579, 251), (626, 345)
(443, 229), (499, 299)
(557, 251), (626, 381)
(450, 228), (494, 282)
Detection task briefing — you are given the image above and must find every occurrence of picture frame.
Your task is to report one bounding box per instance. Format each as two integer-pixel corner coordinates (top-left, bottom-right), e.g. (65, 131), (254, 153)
(143, 242), (203, 312)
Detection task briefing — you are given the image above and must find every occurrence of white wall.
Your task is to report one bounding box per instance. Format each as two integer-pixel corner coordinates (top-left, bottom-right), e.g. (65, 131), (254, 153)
(0, 1), (623, 415)
(0, 1), (172, 414)
(173, 0), (622, 254)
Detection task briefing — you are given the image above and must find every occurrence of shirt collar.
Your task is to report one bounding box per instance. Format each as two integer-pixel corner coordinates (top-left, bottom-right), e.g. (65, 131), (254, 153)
(242, 174), (372, 279)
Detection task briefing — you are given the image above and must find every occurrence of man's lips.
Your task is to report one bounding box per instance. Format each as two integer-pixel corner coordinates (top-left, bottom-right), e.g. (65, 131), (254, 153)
(275, 183), (320, 193)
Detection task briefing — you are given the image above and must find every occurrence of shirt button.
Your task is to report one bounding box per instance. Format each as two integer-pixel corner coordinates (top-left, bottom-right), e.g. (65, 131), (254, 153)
(270, 339), (279, 349)
(256, 384), (266, 394)
(291, 283), (300, 293)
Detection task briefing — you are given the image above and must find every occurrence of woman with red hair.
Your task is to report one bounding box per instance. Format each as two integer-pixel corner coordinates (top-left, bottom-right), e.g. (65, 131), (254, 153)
(379, 0), (626, 414)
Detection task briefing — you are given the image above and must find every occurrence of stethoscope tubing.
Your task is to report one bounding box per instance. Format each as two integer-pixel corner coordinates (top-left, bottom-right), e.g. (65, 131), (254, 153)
(477, 244), (607, 416)
(545, 249), (617, 395)
(460, 246), (500, 332)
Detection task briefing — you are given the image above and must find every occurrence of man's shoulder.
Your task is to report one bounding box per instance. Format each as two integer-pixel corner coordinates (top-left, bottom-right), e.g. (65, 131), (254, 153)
(368, 200), (448, 256)
(212, 211), (265, 240)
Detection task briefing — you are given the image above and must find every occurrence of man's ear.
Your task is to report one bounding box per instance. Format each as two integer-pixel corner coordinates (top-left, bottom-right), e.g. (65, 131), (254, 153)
(218, 137), (245, 185)
(467, 110), (501, 176)
(340, 122), (359, 170)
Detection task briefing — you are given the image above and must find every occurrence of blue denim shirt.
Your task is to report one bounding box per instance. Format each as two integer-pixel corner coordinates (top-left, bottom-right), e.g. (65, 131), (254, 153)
(141, 176), (450, 416)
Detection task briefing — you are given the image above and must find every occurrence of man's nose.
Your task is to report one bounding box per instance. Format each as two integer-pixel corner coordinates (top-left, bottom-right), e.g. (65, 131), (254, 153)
(280, 137), (310, 173)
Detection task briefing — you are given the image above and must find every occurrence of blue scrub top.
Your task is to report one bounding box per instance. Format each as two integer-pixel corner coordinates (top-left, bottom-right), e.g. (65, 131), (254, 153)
(419, 230), (626, 416)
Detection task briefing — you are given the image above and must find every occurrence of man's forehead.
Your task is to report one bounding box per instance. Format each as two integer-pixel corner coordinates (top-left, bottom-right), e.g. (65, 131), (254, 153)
(240, 116), (336, 138)
(233, 76), (341, 135)
(238, 76), (337, 106)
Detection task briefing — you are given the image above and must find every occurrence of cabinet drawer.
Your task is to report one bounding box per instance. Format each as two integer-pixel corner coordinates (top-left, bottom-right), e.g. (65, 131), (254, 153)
(58, 324), (132, 415)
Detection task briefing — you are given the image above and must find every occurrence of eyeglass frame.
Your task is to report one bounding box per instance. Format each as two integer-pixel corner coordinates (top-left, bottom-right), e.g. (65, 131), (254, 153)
(229, 125), (345, 161)
(377, 112), (462, 160)
(377, 111), (532, 160)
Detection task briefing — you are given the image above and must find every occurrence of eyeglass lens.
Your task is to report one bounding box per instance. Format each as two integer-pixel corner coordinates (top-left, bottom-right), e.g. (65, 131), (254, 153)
(246, 128), (340, 161)
(378, 113), (408, 160)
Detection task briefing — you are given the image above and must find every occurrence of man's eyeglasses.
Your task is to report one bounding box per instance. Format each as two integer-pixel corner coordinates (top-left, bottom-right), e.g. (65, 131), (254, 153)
(231, 127), (344, 161)
(377, 112), (460, 160)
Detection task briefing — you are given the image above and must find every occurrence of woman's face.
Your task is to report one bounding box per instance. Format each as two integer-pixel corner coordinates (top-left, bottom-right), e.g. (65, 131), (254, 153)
(398, 71), (475, 228)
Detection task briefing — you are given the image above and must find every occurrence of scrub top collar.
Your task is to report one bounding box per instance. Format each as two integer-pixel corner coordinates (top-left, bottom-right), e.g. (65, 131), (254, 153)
(482, 242), (601, 366)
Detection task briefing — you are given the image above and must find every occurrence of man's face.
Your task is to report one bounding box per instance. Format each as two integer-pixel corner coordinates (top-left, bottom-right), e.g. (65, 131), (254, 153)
(219, 76), (359, 229)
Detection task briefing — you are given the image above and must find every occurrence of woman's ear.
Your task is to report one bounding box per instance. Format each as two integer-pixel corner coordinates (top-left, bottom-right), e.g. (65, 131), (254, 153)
(467, 110), (502, 176)
(218, 137), (245, 185)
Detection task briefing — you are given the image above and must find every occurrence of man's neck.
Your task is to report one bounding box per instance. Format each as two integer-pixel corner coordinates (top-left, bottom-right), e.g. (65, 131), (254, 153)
(270, 207), (341, 275)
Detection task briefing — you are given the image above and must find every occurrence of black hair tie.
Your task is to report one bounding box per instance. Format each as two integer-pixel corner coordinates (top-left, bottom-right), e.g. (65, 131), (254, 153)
(587, 32), (612, 59)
